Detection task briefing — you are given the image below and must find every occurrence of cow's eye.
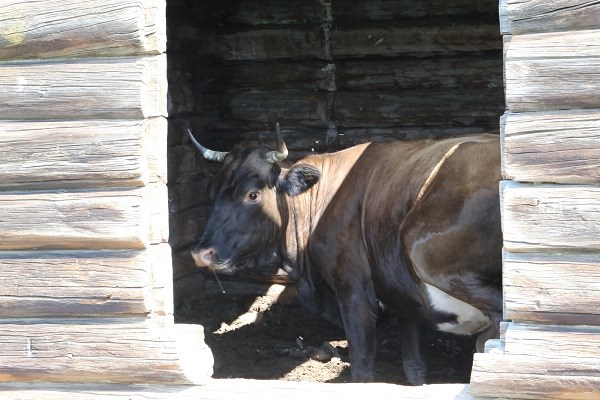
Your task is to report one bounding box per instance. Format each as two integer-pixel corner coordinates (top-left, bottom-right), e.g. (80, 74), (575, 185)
(246, 191), (260, 203)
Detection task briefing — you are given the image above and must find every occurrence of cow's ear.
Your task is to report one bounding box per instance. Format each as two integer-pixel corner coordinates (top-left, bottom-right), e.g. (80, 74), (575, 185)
(277, 164), (320, 196)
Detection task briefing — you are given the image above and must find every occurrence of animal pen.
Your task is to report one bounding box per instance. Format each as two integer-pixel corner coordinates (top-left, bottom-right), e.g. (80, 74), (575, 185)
(0, 0), (598, 398)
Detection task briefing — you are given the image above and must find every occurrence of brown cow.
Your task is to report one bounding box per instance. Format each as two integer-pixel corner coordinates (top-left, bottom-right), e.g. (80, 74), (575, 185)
(189, 125), (502, 384)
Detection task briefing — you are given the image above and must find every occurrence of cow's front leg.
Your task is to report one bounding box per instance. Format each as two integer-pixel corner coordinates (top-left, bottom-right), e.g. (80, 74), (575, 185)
(337, 282), (378, 382)
(400, 321), (427, 385)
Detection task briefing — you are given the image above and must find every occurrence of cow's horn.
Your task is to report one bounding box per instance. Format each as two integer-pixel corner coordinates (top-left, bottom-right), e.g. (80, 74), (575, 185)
(187, 128), (229, 162)
(266, 123), (288, 163)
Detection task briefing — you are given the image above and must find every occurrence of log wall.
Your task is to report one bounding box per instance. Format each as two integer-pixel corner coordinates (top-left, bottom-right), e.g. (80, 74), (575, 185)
(167, 0), (504, 280)
(0, 0), (212, 385)
(470, 1), (600, 398)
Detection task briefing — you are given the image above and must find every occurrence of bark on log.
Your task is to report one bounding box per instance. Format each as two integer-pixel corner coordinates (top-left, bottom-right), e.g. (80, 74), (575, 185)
(501, 110), (600, 184)
(0, 55), (167, 119)
(0, 0), (166, 60)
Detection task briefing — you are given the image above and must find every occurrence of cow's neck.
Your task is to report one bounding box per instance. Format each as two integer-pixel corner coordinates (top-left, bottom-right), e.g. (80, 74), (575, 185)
(281, 143), (370, 273)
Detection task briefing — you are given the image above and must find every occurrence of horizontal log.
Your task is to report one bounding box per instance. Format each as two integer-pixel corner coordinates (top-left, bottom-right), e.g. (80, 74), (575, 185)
(0, 381), (474, 400)
(471, 353), (600, 399)
(504, 323), (600, 360)
(191, 27), (328, 61)
(169, 0), (327, 27)
(501, 110), (600, 184)
(0, 185), (168, 250)
(331, 24), (501, 58)
(505, 30), (600, 112)
(0, 118), (166, 190)
(501, 181), (600, 252)
(334, 89), (504, 128)
(336, 56), (503, 91)
(500, 0), (600, 35)
(0, 244), (172, 318)
(332, 0), (499, 20)
(0, 55), (167, 119)
(0, 0), (165, 60)
(503, 252), (600, 324)
(0, 319), (212, 384)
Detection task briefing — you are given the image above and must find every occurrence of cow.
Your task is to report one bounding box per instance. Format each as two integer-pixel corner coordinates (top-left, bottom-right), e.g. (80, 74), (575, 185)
(188, 124), (502, 385)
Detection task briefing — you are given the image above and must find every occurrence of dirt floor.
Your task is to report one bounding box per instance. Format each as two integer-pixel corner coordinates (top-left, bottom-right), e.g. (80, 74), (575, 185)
(175, 274), (477, 385)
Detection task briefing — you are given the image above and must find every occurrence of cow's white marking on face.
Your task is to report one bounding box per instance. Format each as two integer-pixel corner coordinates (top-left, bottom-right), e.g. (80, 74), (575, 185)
(424, 284), (492, 335)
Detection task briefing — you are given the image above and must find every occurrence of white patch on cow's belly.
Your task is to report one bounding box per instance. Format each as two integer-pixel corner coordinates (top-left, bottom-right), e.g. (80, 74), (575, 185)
(424, 284), (492, 335)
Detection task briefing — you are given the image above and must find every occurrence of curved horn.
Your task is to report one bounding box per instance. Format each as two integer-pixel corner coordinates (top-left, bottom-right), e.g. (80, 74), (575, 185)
(266, 123), (288, 163)
(187, 128), (229, 162)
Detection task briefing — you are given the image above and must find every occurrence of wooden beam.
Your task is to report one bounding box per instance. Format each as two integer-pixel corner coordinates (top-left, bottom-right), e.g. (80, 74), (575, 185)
(501, 110), (600, 184)
(500, 181), (600, 252)
(0, 55), (167, 119)
(331, 24), (501, 58)
(471, 353), (600, 399)
(0, 381), (477, 400)
(503, 251), (600, 324)
(0, 319), (212, 384)
(0, 0), (165, 60)
(0, 244), (171, 318)
(504, 323), (600, 360)
(499, 0), (600, 35)
(0, 118), (166, 190)
(0, 185), (169, 250)
(505, 30), (600, 112)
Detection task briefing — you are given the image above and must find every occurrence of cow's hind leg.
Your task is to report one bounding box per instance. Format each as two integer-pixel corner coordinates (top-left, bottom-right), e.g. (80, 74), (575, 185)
(400, 321), (427, 385)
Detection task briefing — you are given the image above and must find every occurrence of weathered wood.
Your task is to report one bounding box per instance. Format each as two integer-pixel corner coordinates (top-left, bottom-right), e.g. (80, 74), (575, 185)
(331, 24), (501, 58)
(505, 30), (600, 112)
(0, 381), (476, 400)
(500, 0), (600, 35)
(0, 0), (165, 61)
(192, 27), (327, 61)
(501, 110), (600, 184)
(504, 323), (600, 360)
(336, 56), (503, 90)
(0, 55), (167, 119)
(0, 118), (166, 190)
(0, 244), (171, 318)
(332, 0), (498, 20)
(0, 185), (169, 250)
(500, 181), (600, 252)
(504, 251), (600, 324)
(471, 353), (600, 399)
(335, 89), (504, 128)
(0, 319), (213, 384)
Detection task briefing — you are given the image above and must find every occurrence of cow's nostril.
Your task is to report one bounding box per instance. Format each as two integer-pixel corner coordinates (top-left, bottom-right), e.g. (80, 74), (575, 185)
(191, 247), (217, 268)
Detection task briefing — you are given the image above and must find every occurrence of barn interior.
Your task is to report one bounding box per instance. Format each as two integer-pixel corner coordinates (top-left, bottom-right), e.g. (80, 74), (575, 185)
(166, 0), (504, 383)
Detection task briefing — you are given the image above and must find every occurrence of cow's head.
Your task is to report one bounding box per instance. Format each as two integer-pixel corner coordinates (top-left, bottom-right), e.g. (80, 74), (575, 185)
(188, 124), (320, 273)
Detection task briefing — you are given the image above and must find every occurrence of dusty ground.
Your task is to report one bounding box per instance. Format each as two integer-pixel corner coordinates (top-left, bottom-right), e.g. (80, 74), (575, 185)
(175, 274), (477, 385)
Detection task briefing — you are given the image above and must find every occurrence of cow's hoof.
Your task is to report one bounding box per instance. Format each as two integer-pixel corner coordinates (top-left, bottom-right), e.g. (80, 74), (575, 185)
(475, 324), (499, 352)
(403, 360), (427, 386)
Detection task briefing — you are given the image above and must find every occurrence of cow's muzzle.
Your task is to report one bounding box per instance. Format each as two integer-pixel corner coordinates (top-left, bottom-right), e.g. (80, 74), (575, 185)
(191, 246), (217, 268)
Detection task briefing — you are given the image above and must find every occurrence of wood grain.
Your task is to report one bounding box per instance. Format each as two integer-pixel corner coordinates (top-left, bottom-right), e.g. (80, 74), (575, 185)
(471, 353), (600, 399)
(501, 110), (600, 184)
(0, 55), (167, 119)
(0, 118), (166, 190)
(500, 181), (600, 252)
(499, 0), (600, 35)
(505, 30), (600, 112)
(0, 0), (165, 60)
(0, 244), (171, 318)
(0, 186), (170, 250)
(0, 319), (213, 384)
(504, 251), (600, 324)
